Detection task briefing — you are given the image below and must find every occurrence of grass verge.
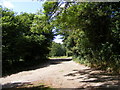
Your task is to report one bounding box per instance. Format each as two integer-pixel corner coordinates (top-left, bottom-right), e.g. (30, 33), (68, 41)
(49, 56), (72, 59)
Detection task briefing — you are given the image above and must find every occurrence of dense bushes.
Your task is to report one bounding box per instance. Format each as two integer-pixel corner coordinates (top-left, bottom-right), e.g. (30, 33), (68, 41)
(2, 2), (120, 75)
(51, 2), (120, 73)
(49, 42), (66, 57)
(2, 7), (53, 75)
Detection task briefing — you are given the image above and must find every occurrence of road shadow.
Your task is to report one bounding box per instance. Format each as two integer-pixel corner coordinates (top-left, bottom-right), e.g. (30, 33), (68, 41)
(64, 68), (120, 90)
(20, 58), (72, 71)
(50, 58), (72, 64)
(2, 82), (54, 90)
(2, 58), (72, 77)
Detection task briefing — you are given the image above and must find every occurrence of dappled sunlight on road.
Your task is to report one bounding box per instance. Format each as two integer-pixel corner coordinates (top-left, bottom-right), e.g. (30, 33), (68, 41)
(1, 59), (120, 89)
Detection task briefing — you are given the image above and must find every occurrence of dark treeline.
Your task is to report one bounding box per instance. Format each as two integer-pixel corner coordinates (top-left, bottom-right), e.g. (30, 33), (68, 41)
(49, 42), (66, 57)
(1, 2), (120, 75)
(46, 2), (120, 73)
(1, 5), (54, 75)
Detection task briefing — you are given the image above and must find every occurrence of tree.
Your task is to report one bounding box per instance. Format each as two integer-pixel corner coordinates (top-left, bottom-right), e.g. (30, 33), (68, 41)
(50, 2), (120, 73)
(2, 7), (54, 75)
(49, 42), (66, 57)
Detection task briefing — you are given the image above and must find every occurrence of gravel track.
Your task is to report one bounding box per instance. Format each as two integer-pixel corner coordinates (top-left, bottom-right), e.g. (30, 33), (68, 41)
(0, 59), (120, 89)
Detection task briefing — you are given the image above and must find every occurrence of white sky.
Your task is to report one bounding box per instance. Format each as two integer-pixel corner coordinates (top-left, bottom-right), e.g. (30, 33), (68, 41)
(2, 1), (14, 9)
(53, 35), (63, 44)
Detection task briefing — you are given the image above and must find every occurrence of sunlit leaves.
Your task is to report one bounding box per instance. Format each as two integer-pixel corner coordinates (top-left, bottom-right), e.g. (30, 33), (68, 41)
(2, 6), (54, 75)
(49, 42), (66, 57)
(51, 2), (120, 73)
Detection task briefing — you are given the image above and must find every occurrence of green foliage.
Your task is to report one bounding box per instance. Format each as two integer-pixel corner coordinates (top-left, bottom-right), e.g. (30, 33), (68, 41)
(49, 42), (66, 57)
(2, 2), (120, 75)
(2, 7), (54, 75)
(51, 2), (120, 73)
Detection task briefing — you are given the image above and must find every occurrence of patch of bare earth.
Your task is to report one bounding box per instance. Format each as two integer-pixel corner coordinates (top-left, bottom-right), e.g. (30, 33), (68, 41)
(1, 59), (120, 89)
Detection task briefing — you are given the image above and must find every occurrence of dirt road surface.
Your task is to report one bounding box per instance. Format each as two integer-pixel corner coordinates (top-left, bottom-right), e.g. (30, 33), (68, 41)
(0, 58), (120, 89)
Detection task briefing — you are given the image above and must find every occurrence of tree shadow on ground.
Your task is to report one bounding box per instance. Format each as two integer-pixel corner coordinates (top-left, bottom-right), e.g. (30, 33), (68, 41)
(20, 58), (72, 71)
(2, 82), (54, 90)
(49, 58), (72, 64)
(18, 58), (72, 71)
(64, 68), (120, 90)
(3, 58), (72, 77)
